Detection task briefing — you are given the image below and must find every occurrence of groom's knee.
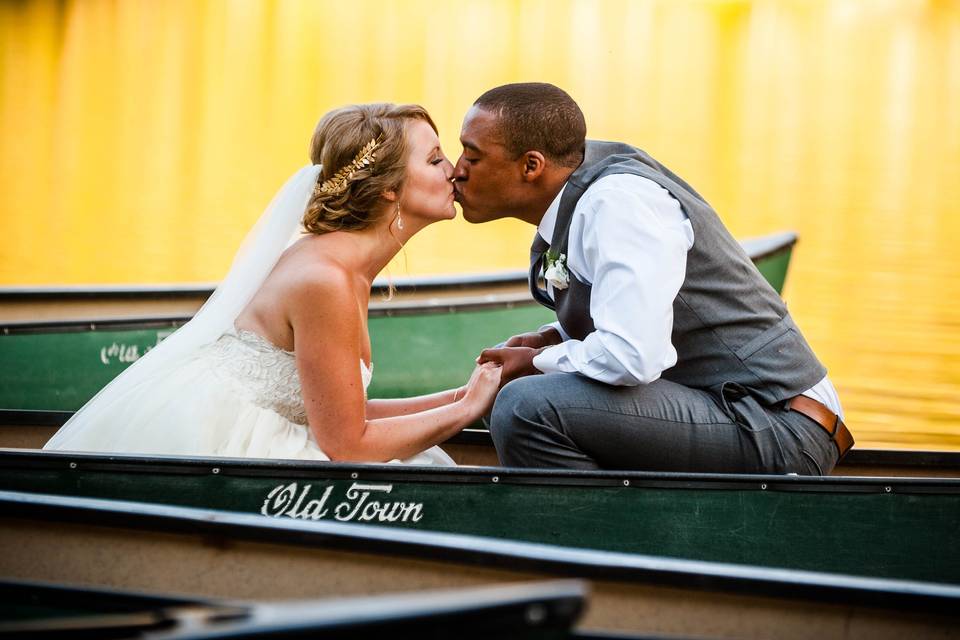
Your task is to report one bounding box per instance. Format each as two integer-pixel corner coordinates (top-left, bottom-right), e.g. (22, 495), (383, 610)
(489, 375), (596, 469)
(489, 377), (535, 461)
(489, 376), (552, 445)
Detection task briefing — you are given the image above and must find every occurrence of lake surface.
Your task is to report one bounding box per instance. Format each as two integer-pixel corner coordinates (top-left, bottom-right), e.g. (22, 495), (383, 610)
(1, 0), (958, 450)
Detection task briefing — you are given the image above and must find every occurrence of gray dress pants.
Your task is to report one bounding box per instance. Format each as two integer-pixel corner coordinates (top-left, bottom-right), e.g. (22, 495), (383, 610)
(488, 373), (839, 475)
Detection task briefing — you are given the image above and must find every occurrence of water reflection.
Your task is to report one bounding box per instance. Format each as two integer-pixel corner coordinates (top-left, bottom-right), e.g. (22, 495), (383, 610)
(0, 0), (957, 449)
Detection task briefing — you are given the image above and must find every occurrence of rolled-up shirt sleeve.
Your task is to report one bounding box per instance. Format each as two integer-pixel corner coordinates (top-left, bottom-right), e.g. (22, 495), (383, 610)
(532, 178), (692, 386)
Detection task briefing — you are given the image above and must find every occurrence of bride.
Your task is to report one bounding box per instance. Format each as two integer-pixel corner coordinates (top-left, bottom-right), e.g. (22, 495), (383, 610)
(44, 103), (502, 464)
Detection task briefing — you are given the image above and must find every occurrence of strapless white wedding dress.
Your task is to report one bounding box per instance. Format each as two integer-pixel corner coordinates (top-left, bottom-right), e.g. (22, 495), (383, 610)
(44, 327), (455, 465)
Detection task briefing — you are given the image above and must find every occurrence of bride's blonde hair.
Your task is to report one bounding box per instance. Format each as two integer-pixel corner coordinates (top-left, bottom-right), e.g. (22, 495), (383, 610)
(304, 103), (437, 234)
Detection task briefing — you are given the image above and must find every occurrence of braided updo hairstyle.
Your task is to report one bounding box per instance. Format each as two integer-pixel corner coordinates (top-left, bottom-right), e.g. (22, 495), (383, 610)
(304, 103), (438, 234)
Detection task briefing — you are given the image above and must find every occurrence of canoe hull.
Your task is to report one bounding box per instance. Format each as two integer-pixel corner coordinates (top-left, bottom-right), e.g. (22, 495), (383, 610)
(1, 449), (958, 585)
(0, 303), (556, 412)
(2, 490), (958, 639)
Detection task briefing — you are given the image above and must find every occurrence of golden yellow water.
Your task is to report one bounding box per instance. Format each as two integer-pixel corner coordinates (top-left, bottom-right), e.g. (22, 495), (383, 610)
(2, 0), (959, 450)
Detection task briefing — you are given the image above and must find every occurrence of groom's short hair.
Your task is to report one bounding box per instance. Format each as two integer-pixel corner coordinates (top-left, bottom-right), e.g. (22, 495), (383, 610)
(474, 83), (586, 168)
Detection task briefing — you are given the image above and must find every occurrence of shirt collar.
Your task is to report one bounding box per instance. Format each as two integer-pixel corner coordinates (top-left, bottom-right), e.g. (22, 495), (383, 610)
(537, 182), (567, 244)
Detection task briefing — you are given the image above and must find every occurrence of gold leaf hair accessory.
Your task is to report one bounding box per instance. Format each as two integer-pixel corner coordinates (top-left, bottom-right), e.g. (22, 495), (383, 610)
(316, 134), (383, 196)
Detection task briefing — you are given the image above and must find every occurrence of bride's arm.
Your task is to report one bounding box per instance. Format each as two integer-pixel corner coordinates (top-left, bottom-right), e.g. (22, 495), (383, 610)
(365, 387), (465, 420)
(290, 272), (499, 462)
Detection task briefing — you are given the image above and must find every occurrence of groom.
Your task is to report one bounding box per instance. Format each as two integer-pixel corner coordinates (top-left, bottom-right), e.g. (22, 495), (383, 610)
(452, 82), (853, 474)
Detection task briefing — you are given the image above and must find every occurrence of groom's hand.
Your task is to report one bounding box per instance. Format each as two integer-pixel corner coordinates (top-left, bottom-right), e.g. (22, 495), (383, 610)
(477, 346), (543, 387)
(504, 327), (562, 350)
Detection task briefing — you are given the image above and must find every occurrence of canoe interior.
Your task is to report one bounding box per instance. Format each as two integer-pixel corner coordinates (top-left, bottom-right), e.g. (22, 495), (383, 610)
(1, 449), (958, 585)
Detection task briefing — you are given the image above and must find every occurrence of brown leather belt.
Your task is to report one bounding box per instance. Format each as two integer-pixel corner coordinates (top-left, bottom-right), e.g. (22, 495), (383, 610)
(787, 395), (855, 460)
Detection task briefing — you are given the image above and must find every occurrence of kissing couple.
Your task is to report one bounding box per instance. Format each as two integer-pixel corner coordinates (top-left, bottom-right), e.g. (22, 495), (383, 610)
(46, 83), (851, 475)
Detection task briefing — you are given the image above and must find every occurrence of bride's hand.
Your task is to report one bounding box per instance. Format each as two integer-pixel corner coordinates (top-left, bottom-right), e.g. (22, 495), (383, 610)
(459, 362), (502, 420)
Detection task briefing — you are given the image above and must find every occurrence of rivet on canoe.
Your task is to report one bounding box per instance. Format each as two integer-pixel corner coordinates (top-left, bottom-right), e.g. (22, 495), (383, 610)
(211, 468), (220, 475)
(68, 462), (77, 469)
(760, 483), (768, 490)
(351, 472), (358, 479)
(623, 479), (630, 487)
(885, 486), (892, 493)
(492, 476), (499, 483)
(525, 603), (547, 625)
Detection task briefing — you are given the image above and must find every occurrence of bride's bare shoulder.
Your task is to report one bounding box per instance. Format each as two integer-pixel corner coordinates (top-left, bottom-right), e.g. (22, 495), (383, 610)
(280, 244), (357, 315)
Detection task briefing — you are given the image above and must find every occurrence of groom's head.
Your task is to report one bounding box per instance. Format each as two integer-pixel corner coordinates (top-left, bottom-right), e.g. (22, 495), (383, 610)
(453, 83), (586, 224)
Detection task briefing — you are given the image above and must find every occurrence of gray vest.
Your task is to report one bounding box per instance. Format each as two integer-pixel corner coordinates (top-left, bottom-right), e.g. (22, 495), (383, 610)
(529, 140), (826, 405)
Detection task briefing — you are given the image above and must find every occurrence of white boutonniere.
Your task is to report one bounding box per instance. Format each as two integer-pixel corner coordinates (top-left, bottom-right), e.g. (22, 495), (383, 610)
(542, 249), (569, 290)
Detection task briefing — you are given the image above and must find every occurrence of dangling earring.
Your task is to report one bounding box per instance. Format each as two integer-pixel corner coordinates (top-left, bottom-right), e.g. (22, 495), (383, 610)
(395, 202), (404, 230)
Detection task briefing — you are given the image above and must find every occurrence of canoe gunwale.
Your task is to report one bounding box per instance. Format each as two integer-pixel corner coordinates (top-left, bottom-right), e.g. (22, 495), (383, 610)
(0, 293), (546, 333)
(1, 315), (191, 334)
(0, 269), (534, 301)
(3, 448), (959, 494)
(3, 488), (959, 616)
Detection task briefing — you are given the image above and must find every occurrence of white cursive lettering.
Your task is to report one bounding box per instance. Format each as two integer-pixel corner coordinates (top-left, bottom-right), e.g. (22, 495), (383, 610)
(260, 482), (422, 523)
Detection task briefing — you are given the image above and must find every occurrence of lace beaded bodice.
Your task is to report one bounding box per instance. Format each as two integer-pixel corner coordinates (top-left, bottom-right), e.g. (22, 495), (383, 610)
(205, 328), (372, 426)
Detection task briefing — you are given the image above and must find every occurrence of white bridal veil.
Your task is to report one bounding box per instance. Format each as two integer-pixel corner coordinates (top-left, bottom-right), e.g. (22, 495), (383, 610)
(44, 164), (323, 450)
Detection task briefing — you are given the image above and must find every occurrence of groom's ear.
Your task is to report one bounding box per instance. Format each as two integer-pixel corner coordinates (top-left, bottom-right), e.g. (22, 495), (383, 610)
(520, 151), (546, 182)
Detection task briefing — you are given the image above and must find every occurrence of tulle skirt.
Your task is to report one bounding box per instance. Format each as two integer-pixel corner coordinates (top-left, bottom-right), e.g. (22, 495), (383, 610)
(43, 349), (456, 466)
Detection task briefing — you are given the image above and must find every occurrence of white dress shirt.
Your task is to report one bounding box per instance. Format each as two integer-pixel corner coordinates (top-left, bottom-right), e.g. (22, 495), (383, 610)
(530, 173), (844, 419)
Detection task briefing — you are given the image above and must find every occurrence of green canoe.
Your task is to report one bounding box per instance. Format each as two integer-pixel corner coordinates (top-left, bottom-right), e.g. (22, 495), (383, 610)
(1, 490), (958, 639)
(0, 231), (796, 413)
(0, 231), (797, 324)
(1, 449), (958, 585)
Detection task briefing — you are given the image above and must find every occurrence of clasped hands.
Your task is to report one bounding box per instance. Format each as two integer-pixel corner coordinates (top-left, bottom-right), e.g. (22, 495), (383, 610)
(477, 327), (563, 388)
